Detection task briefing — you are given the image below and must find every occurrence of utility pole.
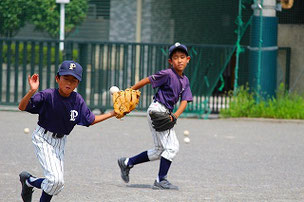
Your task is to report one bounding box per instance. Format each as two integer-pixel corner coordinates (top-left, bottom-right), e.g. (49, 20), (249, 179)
(249, 0), (278, 99)
(56, 0), (70, 51)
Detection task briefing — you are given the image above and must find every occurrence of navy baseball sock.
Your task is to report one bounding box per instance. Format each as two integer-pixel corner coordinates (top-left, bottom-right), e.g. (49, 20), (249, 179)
(40, 190), (52, 202)
(128, 151), (149, 166)
(158, 157), (172, 182)
(27, 177), (44, 189)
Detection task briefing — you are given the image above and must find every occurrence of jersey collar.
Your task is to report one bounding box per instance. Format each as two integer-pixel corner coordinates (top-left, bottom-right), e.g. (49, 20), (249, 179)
(171, 67), (184, 78)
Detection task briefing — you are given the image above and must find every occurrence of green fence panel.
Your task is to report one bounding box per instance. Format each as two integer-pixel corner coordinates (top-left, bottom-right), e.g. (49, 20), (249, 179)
(78, 43), (88, 101)
(0, 40), (2, 102)
(0, 38), (291, 117)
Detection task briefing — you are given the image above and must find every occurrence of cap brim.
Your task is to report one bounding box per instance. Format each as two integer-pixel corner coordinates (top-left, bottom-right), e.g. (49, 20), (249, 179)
(169, 47), (188, 57)
(58, 72), (82, 81)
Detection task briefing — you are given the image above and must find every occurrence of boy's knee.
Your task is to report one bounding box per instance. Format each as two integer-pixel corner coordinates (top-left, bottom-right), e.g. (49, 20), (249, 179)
(147, 148), (163, 161)
(53, 178), (64, 195)
(148, 144), (179, 161)
(43, 177), (65, 195)
(162, 147), (179, 161)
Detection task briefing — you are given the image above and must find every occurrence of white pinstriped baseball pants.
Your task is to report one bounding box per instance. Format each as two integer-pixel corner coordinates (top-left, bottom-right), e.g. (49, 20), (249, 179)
(32, 125), (66, 195)
(147, 101), (179, 162)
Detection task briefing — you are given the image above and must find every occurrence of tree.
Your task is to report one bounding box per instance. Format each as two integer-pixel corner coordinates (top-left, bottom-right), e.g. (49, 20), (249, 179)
(29, 0), (88, 38)
(0, 0), (30, 37)
(0, 0), (88, 38)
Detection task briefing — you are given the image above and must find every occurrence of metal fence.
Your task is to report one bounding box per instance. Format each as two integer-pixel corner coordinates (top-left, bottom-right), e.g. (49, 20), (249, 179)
(0, 38), (290, 117)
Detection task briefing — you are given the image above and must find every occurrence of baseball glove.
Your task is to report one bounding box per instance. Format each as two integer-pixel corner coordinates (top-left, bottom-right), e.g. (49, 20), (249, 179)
(149, 111), (177, 132)
(112, 88), (141, 119)
(281, 0), (294, 9)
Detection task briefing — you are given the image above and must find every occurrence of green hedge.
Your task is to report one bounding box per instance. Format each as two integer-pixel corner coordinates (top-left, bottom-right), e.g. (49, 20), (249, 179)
(220, 84), (304, 119)
(1, 42), (78, 65)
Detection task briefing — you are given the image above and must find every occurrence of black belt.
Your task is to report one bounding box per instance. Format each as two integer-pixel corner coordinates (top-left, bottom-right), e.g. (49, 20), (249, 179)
(44, 129), (65, 139)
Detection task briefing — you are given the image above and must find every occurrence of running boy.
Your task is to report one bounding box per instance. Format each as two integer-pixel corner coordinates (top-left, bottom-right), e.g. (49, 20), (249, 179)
(18, 61), (116, 202)
(118, 42), (193, 190)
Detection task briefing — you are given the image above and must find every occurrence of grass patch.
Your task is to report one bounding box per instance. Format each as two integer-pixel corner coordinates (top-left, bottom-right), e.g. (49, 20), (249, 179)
(220, 84), (304, 119)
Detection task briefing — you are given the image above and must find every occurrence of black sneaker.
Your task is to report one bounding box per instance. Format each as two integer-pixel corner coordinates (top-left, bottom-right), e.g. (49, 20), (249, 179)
(152, 179), (179, 190)
(117, 157), (133, 183)
(19, 171), (34, 202)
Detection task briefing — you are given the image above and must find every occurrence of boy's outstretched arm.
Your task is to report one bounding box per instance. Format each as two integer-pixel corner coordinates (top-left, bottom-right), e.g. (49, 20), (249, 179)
(131, 77), (150, 90)
(173, 100), (188, 118)
(91, 110), (116, 125)
(19, 74), (40, 111)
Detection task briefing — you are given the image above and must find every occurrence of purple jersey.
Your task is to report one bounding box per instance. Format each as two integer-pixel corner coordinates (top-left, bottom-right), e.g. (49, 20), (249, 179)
(148, 68), (193, 111)
(25, 88), (95, 135)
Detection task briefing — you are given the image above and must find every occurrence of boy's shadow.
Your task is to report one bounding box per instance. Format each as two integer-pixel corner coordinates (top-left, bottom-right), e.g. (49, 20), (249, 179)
(126, 184), (153, 189)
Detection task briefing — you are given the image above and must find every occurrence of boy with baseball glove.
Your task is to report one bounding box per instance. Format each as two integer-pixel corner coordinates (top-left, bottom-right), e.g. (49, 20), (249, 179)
(118, 42), (193, 190)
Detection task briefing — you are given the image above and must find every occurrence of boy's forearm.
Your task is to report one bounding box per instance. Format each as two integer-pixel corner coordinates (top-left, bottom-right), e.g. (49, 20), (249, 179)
(131, 77), (150, 90)
(174, 100), (188, 118)
(18, 89), (36, 111)
(91, 110), (116, 125)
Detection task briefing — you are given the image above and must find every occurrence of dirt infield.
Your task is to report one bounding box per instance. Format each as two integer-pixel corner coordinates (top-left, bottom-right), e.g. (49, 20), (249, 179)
(1, 110), (304, 201)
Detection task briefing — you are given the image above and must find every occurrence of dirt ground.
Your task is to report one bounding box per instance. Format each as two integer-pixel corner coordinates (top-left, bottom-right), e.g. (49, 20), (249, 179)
(1, 110), (304, 201)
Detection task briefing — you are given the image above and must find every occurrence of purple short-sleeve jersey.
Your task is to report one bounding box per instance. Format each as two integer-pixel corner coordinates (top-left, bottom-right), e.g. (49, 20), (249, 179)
(25, 89), (95, 135)
(148, 68), (193, 111)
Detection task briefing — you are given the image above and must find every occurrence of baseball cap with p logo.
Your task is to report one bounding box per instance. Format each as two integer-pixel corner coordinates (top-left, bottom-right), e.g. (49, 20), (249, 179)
(58, 60), (83, 81)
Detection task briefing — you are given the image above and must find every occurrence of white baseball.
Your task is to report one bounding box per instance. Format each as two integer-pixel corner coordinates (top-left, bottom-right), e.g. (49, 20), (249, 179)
(184, 137), (190, 144)
(24, 128), (30, 134)
(184, 130), (190, 136)
(109, 86), (120, 95)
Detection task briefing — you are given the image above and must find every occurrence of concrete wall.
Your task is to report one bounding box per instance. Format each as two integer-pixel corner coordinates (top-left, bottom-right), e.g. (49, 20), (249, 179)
(109, 0), (172, 43)
(146, 0), (173, 43)
(278, 24), (304, 94)
(109, 0), (137, 42)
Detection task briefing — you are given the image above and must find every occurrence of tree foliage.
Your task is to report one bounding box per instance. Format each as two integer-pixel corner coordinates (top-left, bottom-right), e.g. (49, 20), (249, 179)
(0, 0), (88, 38)
(0, 0), (30, 37)
(29, 0), (88, 38)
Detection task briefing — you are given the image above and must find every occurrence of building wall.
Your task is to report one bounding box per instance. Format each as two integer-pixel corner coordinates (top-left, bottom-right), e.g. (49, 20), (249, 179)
(278, 24), (304, 94)
(109, 0), (137, 42)
(146, 0), (173, 43)
(109, 0), (172, 44)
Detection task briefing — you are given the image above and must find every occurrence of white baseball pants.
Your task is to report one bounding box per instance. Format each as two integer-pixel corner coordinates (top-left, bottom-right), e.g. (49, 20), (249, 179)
(32, 125), (66, 195)
(147, 101), (179, 162)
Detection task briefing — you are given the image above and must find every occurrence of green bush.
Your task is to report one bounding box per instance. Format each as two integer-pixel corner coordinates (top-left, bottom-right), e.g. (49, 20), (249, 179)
(220, 84), (304, 119)
(1, 42), (78, 65)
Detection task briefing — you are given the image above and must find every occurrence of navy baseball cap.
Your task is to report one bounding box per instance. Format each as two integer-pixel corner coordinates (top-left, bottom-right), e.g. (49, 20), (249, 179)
(58, 60), (83, 81)
(169, 42), (188, 58)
